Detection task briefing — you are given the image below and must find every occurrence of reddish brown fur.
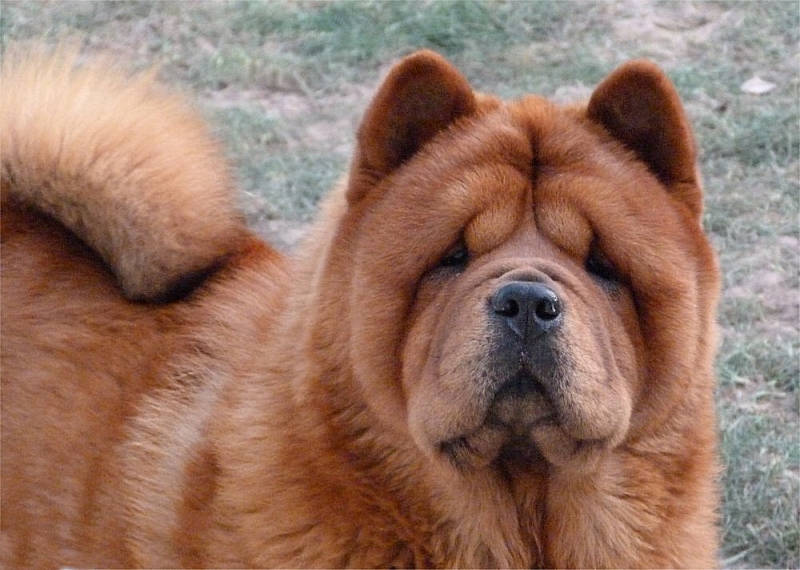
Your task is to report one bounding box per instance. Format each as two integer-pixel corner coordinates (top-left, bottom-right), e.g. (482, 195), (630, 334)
(0, 45), (247, 301)
(1, 47), (720, 568)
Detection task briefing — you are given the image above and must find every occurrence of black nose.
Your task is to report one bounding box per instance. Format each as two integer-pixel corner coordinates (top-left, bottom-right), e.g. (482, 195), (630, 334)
(490, 282), (562, 339)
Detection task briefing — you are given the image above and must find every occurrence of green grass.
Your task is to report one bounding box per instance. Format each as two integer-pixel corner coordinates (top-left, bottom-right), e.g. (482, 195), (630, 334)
(2, 0), (798, 567)
(719, 408), (800, 568)
(719, 336), (798, 395)
(207, 107), (344, 220)
(226, 0), (612, 90)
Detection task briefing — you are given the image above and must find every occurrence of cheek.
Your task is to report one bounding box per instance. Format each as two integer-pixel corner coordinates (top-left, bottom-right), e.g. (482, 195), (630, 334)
(402, 276), (497, 393)
(586, 287), (644, 401)
(612, 292), (648, 400)
(400, 287), (441, 394)
(402, 278), (496, 453)
(401, 278), (469, 391)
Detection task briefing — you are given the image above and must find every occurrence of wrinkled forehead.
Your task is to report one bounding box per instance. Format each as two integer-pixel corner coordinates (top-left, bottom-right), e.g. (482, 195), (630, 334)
(370, 95), (679, 257)
(393, 94), (657, 212)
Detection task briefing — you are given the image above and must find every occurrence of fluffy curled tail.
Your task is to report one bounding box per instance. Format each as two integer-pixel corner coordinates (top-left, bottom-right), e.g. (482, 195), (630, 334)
(1, 44), (248, 301)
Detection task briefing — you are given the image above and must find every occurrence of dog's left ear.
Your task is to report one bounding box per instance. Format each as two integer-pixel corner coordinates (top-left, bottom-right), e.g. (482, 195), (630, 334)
(588, 60), (703, 219)
(347, 50), (476, 204)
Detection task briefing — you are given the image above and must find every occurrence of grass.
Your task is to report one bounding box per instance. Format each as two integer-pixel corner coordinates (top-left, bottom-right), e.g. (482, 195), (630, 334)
(2, 0), (798, 567)
(719, 408), (799, 568)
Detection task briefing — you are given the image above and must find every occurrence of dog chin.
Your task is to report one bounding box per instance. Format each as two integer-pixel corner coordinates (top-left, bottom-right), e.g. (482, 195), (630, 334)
(432, 371), (628, 474)
(436, 419), (616, 475)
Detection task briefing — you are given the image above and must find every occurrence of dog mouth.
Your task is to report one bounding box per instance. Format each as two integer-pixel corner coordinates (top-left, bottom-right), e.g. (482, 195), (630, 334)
(437, 370), (606, 471)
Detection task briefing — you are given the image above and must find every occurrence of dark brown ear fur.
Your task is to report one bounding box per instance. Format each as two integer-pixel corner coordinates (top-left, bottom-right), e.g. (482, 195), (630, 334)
(588, 60), (703, 218)
(347, 50), (476, 204)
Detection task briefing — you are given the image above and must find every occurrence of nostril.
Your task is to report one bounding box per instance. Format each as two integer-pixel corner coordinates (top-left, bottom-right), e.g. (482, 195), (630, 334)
(495, 298), (519, 318)
(491, 285), (521, 318)
(535, 296), (560, 321)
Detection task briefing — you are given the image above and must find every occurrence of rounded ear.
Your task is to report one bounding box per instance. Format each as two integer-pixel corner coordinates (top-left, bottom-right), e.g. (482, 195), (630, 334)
(347, 50), (476, 204)
(588, 60), (703, 219)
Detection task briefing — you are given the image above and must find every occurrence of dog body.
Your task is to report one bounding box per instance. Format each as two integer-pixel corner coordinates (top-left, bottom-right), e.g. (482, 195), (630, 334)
(1, 48), (720, 568)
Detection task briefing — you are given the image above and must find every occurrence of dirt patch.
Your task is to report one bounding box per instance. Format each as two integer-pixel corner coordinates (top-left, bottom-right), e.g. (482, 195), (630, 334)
(612, 1), (735, 62)
(724, 235), (800, 336)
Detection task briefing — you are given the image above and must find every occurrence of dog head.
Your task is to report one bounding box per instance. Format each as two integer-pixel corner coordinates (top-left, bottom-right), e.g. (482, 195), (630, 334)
(309, 51), (718, 473)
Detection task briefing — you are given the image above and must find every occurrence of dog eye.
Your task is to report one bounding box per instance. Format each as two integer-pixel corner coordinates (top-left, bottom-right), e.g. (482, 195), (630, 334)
(585, 239), (619, 284)
(439, 237), (469, 269)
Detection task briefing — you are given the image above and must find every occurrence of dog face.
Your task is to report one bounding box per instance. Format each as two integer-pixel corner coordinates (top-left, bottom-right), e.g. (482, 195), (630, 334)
(396, 105), (645, 472)
(310, 51), (717, 475)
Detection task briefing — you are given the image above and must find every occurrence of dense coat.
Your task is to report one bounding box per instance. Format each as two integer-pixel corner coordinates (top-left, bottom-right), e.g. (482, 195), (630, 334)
(1, 47), (720, 568)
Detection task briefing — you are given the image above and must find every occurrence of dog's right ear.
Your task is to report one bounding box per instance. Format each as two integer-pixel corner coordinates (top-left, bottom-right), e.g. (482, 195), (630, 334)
(347, 50), (476, 204)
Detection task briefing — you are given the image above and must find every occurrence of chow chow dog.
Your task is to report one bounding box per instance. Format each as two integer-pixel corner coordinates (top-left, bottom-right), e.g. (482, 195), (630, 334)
(1, 45), (720, 568)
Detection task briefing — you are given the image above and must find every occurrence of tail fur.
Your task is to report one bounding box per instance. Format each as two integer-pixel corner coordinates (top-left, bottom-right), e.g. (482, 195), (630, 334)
(1, 44), (248, 301)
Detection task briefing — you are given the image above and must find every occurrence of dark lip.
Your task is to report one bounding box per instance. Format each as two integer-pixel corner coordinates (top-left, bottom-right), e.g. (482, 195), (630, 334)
(437, 414), (559, 471)
(493, 368), (549, 399)
(486, 368), (556, 423)
(437, 369), (560, 470)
